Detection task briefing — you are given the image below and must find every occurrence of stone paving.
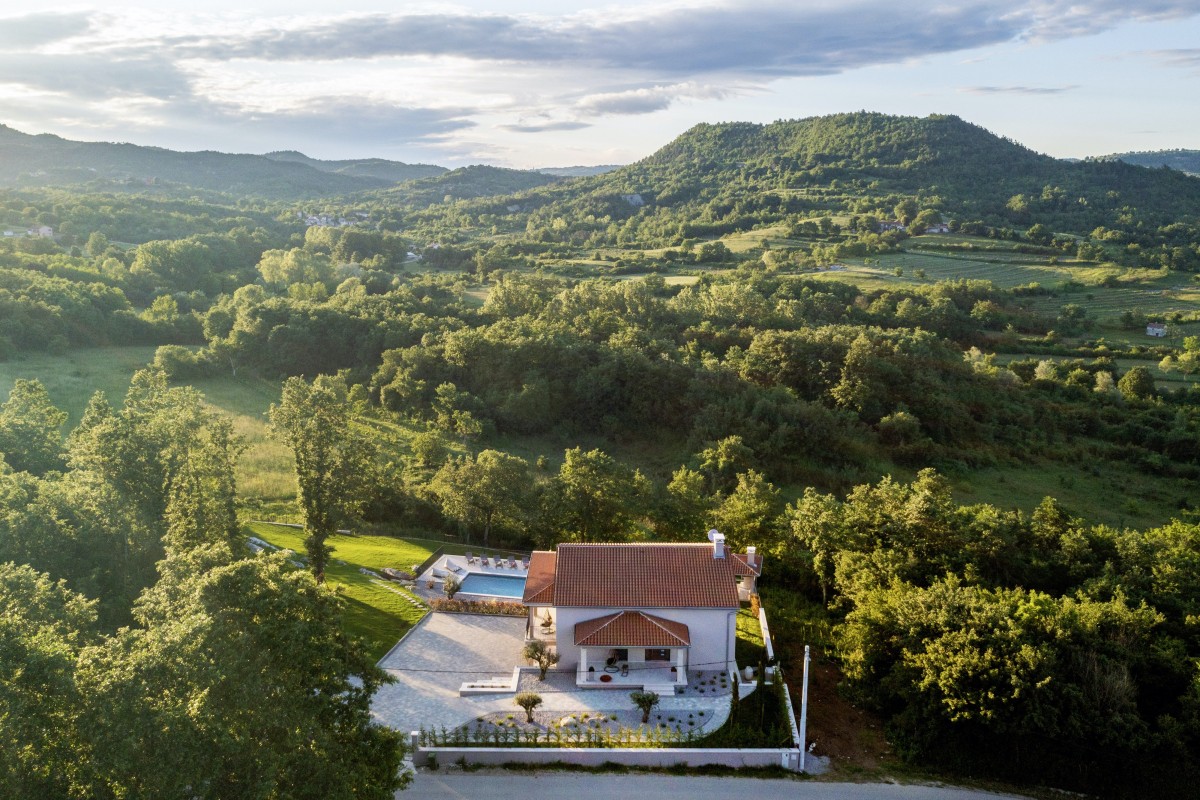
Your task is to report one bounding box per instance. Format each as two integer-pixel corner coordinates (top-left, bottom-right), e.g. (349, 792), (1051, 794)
(373, 613), (528, 734)
(371, 612), (735, 736)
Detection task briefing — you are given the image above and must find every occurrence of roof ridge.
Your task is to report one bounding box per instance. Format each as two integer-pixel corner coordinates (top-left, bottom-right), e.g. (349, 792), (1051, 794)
(554, 544), (710, 551)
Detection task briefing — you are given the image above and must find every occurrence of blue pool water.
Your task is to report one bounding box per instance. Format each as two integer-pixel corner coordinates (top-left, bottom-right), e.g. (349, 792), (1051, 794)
(458, 572), (527, 599)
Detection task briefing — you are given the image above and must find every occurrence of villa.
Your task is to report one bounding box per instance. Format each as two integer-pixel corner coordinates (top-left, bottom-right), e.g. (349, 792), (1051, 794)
(522, 532), (761, 694)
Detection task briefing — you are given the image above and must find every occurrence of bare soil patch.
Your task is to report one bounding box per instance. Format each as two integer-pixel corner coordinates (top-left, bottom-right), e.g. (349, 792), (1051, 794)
(780, 643), (892, 774)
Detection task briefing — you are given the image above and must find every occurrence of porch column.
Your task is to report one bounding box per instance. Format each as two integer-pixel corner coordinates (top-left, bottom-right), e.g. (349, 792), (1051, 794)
(675, 648), (686, 684)
(580, 648), (589, 681)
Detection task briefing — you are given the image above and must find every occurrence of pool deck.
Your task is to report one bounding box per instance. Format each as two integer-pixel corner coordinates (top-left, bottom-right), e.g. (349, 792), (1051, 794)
(415, 553), (530, 601)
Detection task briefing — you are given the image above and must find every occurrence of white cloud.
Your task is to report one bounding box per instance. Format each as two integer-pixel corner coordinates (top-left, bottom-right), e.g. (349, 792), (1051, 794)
(4, 1), (1200, 162)
(576, 83), (738, 116)
(0, 12), (93, 49)
(961, 85), (1080, 95)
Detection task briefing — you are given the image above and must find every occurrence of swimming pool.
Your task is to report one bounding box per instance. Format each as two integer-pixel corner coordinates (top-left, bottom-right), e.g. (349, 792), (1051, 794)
(457, 572), (527, 599)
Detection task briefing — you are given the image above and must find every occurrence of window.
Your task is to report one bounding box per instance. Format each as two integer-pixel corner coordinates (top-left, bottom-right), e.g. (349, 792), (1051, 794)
(646, 648), (671, 661)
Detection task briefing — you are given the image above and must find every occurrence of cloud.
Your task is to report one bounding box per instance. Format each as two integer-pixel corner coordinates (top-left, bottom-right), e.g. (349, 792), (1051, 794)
(0, 53), (190, 99)
(158, 2), (1200, 79)
(576, 83), (736, 116)
(0, 12), (94, 49)
(501, 120), (592, 133)
(961, 85), (1080, 95)
(169, 4), (1025, 77)
(1022, 0), (1200, 41)
(6, 1), (1200, 162)
(1140, 48), (1200, 68)
(243, 98), (477, 143)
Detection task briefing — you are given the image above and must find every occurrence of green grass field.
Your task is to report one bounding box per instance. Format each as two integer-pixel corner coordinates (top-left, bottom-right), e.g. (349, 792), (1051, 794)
(0, 347), (298, 500)
(187, 372), (297, 502)
(950, 459), (1193, 532)
(245, 521), (434, 661)
(0, 346), (158, 426)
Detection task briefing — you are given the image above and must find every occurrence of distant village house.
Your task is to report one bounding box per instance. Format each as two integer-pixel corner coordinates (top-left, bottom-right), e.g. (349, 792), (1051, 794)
(1147, 322), (1167, 337)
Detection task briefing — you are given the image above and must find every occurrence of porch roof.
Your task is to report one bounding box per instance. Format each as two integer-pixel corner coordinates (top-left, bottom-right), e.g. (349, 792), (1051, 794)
(521, 551), (557, 604)
(573, 610), (690, 648)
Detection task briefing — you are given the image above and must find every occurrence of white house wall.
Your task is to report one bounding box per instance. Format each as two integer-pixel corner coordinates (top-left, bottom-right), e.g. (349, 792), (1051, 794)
(554, 606), (738, 674)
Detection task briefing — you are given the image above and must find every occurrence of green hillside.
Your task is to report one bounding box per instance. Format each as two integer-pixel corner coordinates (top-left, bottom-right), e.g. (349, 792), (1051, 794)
(639, 113), (1198, 220)
(262, 150), (447, 183)
(372, 164), (563, 207)
(0, 124), (407, 198)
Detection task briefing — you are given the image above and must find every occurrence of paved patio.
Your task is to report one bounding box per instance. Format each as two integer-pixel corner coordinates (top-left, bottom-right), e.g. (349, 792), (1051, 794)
(371, 612), (733, 736)
(373, 613), (528, 734)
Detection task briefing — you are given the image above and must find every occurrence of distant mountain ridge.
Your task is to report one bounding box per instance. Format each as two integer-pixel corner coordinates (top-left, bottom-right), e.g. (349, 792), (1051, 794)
(537, 165), (622, 177)
(1097, 149), (1200, 176)
(368, 164), (564, 208)
(261, 150), (446, 183)
(0, 125), (432, 198)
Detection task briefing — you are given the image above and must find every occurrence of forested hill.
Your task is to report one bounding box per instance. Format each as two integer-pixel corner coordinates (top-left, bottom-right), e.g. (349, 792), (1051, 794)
(0, 124), (417, 199)
(369, 164), (564, 207)
(511, 112), (1200, 237)
(1101, 149), (1200, 176)
(261, 150), (447, 183)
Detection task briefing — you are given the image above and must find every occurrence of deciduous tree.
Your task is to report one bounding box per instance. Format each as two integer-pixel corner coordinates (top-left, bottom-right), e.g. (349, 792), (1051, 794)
(269, 374), (376, 582)
(0, 378), (67, 475)
(429, 450), (531, 546)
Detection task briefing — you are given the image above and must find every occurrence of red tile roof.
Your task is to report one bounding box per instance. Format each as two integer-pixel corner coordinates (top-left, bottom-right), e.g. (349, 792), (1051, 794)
(521, 551), (557, 604)
(550, 543), (741, 608)
(573, 611), (691, 647)
(730, 552), (762, 577)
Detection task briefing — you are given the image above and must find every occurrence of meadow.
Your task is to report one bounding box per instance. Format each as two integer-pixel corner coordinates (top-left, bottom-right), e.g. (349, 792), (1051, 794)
(0, 346), (159, 426)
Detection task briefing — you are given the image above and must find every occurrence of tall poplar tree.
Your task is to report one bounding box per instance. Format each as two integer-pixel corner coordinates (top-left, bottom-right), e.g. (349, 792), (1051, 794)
(269, 374), (375, 582)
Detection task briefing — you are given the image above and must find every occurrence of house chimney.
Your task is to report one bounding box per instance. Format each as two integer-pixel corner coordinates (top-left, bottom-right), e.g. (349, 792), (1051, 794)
(746, 545), (756, 565)
(711, 532), (726, 559)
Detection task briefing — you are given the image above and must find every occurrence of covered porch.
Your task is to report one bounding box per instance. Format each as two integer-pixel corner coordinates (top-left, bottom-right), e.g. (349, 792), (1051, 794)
(572, 611), (690, 694)
(525, 606), (556, 643)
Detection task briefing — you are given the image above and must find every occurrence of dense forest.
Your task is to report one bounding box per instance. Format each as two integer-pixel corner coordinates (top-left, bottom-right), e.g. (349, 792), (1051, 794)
(2, 111), (1200, 797)
(0, 372), (405, 798)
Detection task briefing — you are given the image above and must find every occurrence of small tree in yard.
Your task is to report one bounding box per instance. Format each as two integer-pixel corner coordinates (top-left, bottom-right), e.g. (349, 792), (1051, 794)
(515, 692), (543, 723)
(630, 690), (660, 724)
(523, 640), (559, 680)
(443, 575), (461, 599)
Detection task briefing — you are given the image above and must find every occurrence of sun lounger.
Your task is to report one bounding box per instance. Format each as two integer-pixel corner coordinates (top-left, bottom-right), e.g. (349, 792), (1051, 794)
(507, 557), (517, 568)
(465, 552), (476, 564)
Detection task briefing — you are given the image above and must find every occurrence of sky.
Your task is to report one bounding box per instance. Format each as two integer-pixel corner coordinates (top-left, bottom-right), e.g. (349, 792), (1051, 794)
(3, 1), (1200, 168)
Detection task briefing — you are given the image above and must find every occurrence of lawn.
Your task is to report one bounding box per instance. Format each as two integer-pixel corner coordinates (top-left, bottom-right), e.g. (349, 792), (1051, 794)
(245, 521), (435, 661)
(735, 606), (766, 666)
